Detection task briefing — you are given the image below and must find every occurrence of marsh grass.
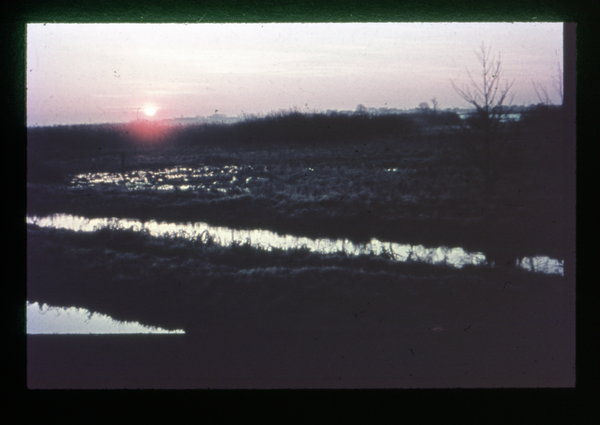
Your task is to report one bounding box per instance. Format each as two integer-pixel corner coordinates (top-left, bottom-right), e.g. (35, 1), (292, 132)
(27, 146), (563, 262)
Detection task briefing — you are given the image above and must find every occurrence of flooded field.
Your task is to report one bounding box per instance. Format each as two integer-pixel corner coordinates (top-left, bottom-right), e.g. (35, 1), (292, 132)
(25, 21), (575, 388)
(26, 118), (573, 387)
(70, 165), (254, 194)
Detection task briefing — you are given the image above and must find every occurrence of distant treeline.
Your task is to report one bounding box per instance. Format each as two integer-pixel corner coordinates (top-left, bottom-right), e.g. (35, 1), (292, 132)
(27, 109), (459, 152)
(27, 105), (562, 154)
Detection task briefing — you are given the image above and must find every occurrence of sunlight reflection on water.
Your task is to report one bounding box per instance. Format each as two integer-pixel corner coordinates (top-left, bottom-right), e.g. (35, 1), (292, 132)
(70, 165), (247, 193)
(68, 164), (414, 194)
(26, 213), (564, 275)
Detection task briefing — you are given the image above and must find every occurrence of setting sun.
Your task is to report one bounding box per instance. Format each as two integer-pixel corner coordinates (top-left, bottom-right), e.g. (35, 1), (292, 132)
(144, 106), (157, 116)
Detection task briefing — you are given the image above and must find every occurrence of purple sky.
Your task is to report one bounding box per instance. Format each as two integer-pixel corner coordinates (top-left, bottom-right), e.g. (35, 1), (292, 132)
(26, 23), (563, 126)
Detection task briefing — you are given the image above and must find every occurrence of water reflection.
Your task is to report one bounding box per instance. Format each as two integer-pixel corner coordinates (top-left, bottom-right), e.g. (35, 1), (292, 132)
(517, 256), (565, 275)
(26, 301), (185, 334)
(69, 164), (408, 193)
(26, 213), (564, 275)
(69, 165), (252, 193)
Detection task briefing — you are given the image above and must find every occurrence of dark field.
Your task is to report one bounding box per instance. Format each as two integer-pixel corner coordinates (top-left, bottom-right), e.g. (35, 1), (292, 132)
(26, 109), (575, 388)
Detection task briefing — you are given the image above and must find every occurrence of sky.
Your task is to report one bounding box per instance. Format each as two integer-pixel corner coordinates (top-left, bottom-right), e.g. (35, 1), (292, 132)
(26, 23), (564, 126)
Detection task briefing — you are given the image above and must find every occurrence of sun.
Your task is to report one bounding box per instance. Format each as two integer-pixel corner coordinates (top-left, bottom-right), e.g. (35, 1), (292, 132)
(144, 106), (157, 116)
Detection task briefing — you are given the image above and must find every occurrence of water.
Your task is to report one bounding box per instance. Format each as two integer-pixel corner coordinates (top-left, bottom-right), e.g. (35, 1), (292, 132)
(26, 213), (564, 275)
(26, 301), (185, 334)
(68, 165), (412, 193)
(517, 256), (565, 274)
(70, 165), (252, 193)
(458, 113), (522, 122)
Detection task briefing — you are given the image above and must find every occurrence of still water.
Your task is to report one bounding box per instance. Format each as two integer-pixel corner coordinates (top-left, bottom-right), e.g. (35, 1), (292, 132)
(26, 301), (185, 334)
(26, 213), (564, 275)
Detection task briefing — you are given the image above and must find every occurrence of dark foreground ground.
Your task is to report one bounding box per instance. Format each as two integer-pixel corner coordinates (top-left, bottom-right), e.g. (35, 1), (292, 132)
(28, 315), (574, 389)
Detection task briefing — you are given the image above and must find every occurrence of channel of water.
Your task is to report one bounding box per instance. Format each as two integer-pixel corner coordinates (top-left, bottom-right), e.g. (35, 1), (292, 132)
(26, 212), (563, 334)
(26, 213), (564, 275)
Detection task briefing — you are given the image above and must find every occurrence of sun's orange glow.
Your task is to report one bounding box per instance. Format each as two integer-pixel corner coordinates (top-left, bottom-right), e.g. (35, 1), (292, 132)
(144, 106), (157, 116)
(121, 120), (174, 143)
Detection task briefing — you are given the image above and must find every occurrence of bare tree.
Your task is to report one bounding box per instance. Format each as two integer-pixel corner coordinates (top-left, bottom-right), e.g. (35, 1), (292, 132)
(430, 97), (439, 113)
(451, 43), (515, 119)
(450, 42), (515, 200)
(532, 62), (563, 106)
(532, 79), (552, 105)
(552, 62), (563, 105)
